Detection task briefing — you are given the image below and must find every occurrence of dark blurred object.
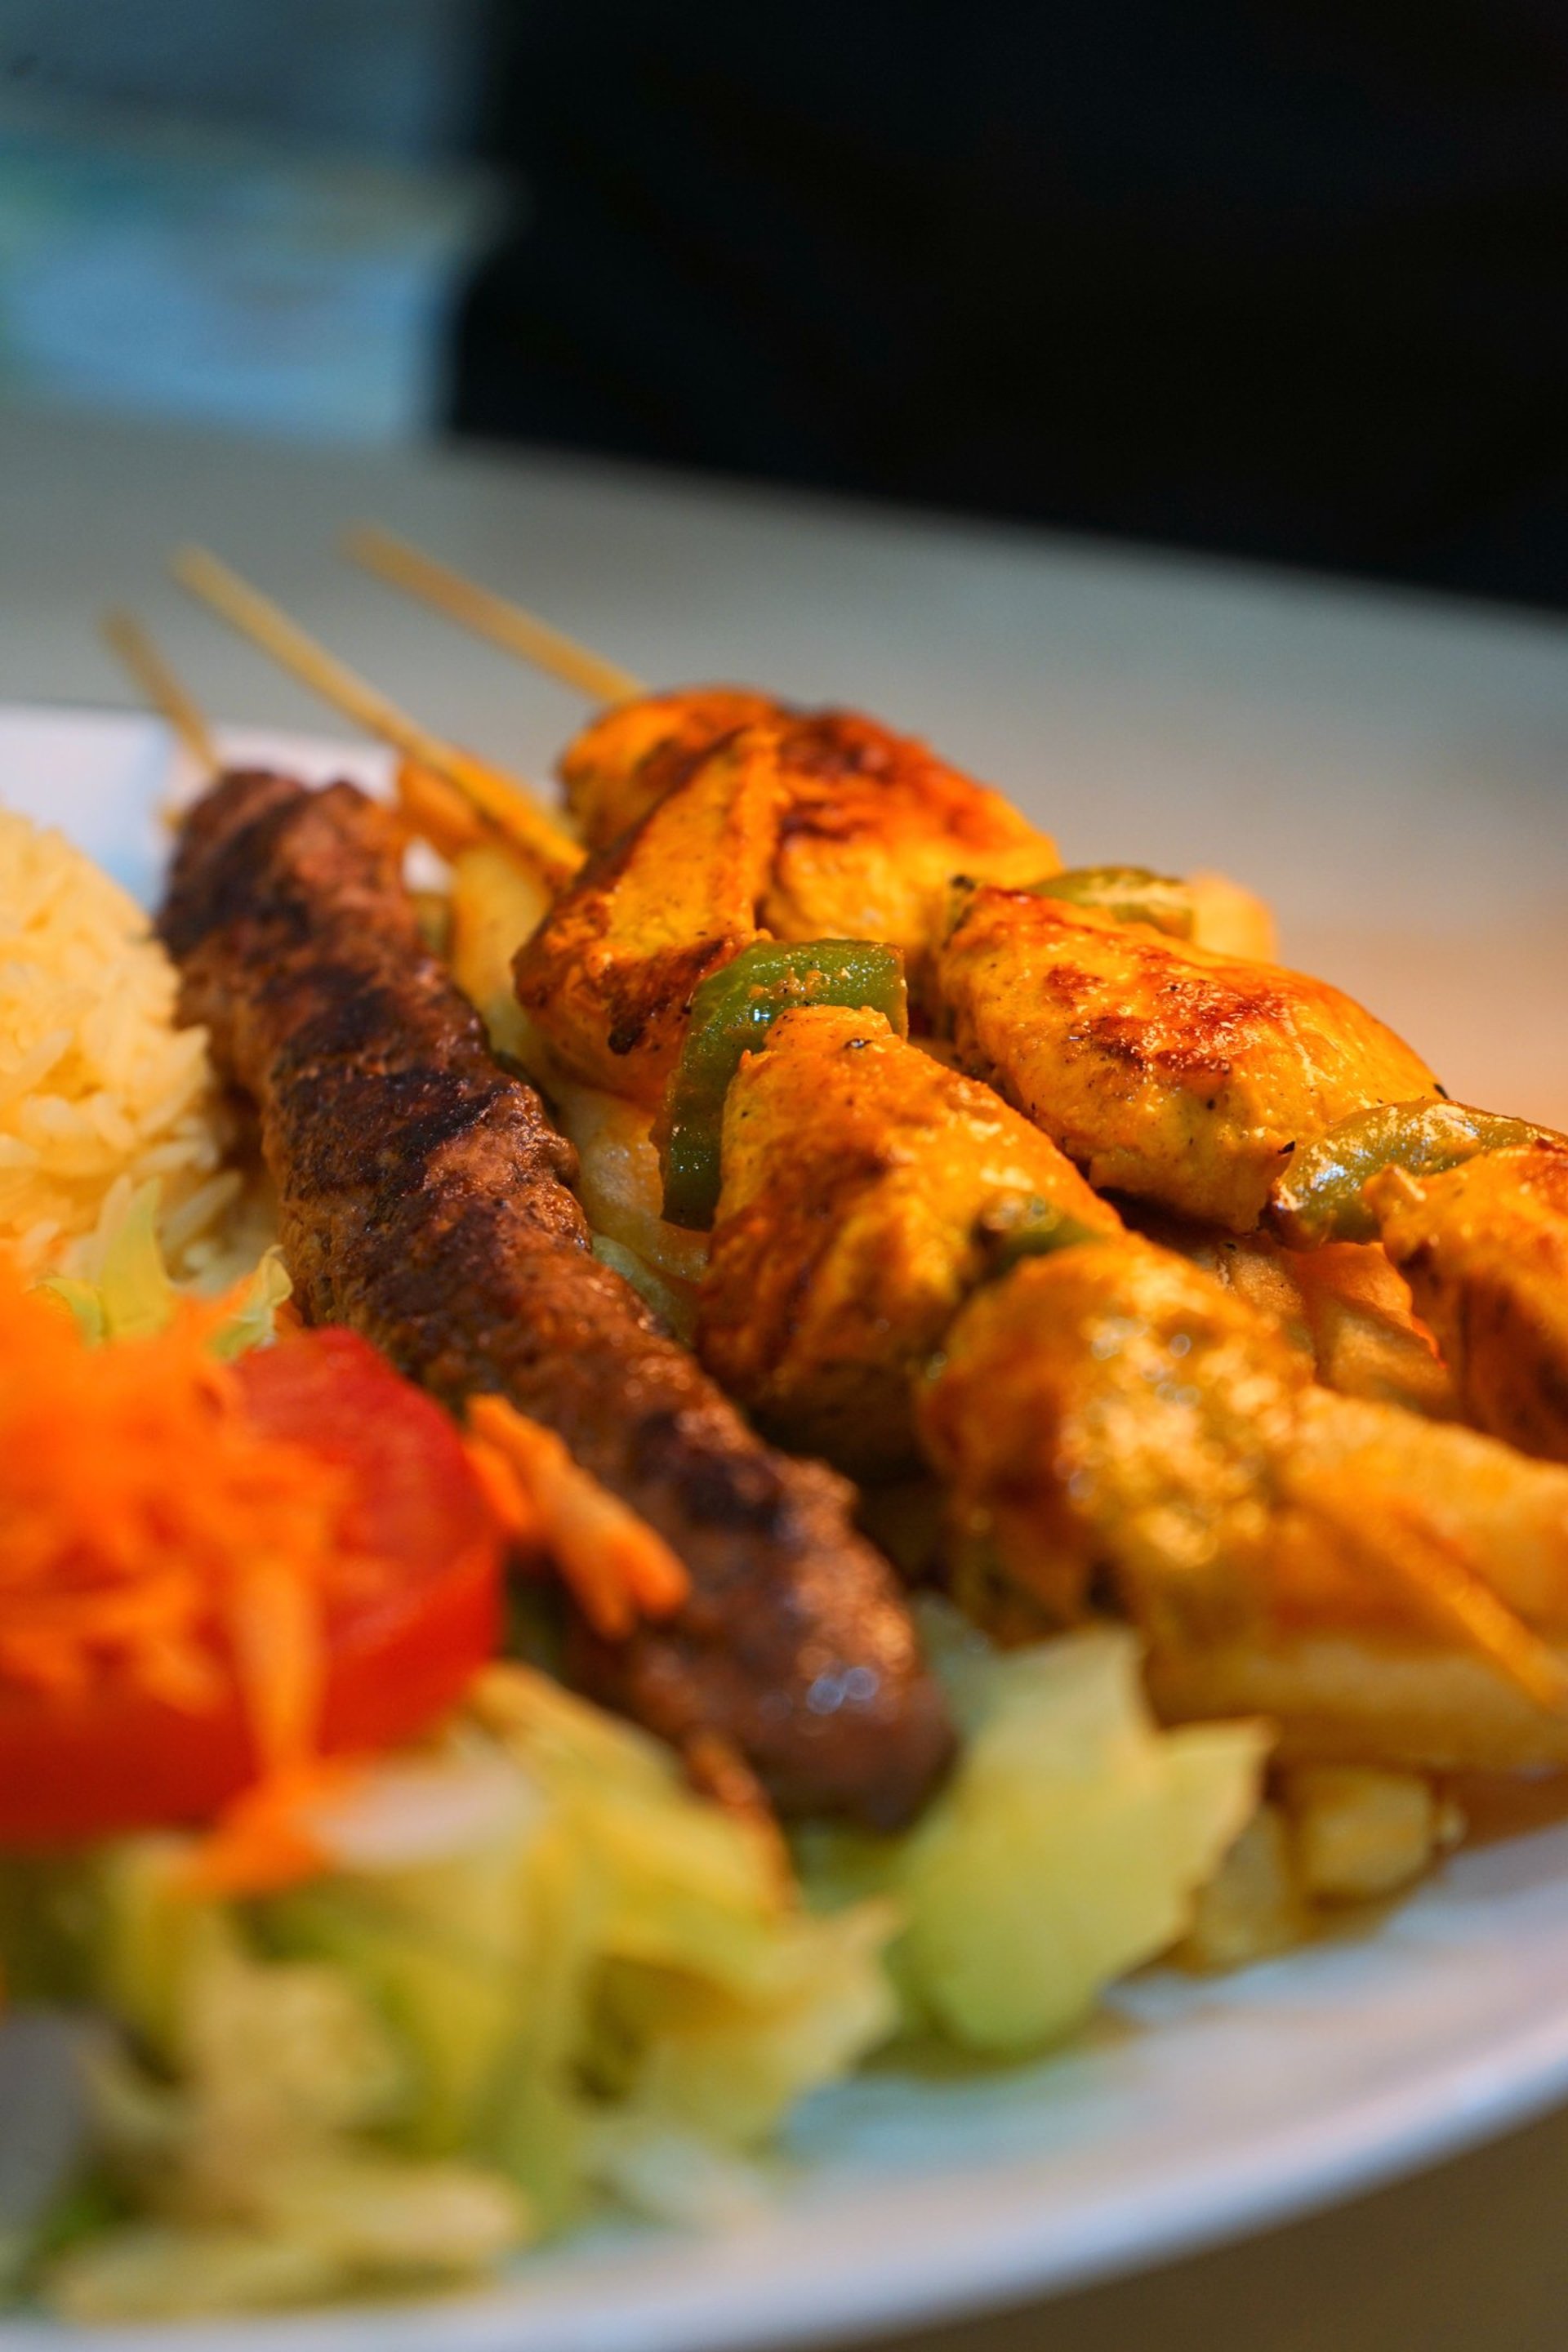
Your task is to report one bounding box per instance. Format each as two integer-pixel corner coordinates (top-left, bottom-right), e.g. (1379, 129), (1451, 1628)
(453, 2), (1568, 608)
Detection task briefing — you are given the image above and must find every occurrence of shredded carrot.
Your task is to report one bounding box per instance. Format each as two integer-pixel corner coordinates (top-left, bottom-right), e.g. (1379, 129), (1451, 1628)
(178, 1757), (364, 1898)
(0, 1254), (373, 1786)
(463, 1434), (547, 1552)
(465, 1395), (690, 1640)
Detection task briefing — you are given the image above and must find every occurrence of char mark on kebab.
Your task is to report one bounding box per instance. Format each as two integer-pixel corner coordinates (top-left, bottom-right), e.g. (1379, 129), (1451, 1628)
(158, 768), (953, 1830)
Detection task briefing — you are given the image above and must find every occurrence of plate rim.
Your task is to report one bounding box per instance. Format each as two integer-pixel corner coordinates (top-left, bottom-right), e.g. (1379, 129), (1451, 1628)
(5, 699), (1568, 2350)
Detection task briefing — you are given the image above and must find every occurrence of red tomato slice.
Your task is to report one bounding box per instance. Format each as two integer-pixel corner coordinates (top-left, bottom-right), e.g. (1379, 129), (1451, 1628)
(0, 1329), (501, 1845)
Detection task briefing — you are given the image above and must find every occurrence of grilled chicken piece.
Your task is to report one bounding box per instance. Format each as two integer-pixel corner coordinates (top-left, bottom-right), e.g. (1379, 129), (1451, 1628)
(516, 728), (783, 1107)
(561, 686), (779, 844)
(563, 697), (1057, 947)
(523, 706), (1053, 1100)
(700, 1004), (1118, 1477)
(1365, 1141), (1568, 1464)
(160, 771), (953, 1829)
(937, 885), (1437, 1231)
(563, 695), (1291, 997)
(701, 1007), (1443, 1486)
(920, 1241), (1568, 1773)
(522, 712), (1058, 1105)
(755, 711), (1057, 986)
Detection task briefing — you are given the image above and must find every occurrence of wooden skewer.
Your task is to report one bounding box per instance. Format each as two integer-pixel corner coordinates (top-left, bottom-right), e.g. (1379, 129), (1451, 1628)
(171, 545), (583, 887)
(101, 609), (220, 774)
(343, 522), (646, 709)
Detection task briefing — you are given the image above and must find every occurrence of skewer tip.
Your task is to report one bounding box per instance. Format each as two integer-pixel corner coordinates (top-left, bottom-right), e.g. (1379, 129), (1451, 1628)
(100, 605), (219, 780)
(341, 521), (648, 709)
(169, 541), (584, 888)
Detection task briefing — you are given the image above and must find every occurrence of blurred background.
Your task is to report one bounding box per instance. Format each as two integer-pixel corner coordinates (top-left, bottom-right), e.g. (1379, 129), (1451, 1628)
(3, 0), (1567, 608)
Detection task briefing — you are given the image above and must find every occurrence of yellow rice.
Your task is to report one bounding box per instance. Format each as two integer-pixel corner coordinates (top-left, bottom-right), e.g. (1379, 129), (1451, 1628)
(0, 807), (244, 1279)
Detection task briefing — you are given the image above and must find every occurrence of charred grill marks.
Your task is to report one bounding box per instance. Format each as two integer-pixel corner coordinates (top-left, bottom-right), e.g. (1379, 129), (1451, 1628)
(161, 771), (953, 1829)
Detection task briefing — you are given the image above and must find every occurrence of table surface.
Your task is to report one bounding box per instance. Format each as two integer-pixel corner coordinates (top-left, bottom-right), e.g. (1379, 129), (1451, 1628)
(4, 397), (1568, 2352)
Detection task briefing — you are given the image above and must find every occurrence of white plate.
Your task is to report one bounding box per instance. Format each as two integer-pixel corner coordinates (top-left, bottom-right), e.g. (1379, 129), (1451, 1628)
(5, 702), (1568, 2352)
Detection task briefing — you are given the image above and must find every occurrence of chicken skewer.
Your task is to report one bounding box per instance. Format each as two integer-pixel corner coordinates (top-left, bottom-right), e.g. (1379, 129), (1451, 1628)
(162, 757), (1568, 1778)
(501, 720), (1446, 1405)
(341, 536), (1439, 1218)
(166, 558), (1568, 1783)
(702, 998), (1568, 1774)
(175, 552), (1457, 1430)
(521, 710), (1439, 1226)
(153, 548), (1438, 1270)
(343, 535), (1568, 1451)
(443, 807), (1568, 1771)
(159, 767), (953, 1829)
(176, 550), (1454, 1432)
(555, 706), (1568, 1459)
(167, 549), (1541, 1466)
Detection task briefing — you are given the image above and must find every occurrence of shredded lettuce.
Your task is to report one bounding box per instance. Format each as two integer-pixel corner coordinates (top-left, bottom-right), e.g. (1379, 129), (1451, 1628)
(39, 1183), (175, 1343)
(47, 1915), (526, 2322)
(207, 1251), (293, 1359)
(38, 1182), (291, 1355)
(0, 1670), (896, 2315)
(0, 1631), (1263, 2318)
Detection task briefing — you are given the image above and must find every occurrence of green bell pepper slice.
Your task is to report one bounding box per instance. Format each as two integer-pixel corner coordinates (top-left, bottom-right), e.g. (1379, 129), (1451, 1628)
(659, 939), (907, 1230)
(973, 1193), (1107, 1282)
(1270, 1098), (1544, 1248)
(1027, 865), (1196, 939)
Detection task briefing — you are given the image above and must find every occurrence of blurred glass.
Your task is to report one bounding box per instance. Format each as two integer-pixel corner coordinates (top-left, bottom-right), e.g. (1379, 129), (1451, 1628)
(0, 1), (499, 444)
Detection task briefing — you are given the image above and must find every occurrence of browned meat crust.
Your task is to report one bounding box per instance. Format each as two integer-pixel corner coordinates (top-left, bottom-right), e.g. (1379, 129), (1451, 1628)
(160, 772), (953, 1829)
(559, 685), (779, 844)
